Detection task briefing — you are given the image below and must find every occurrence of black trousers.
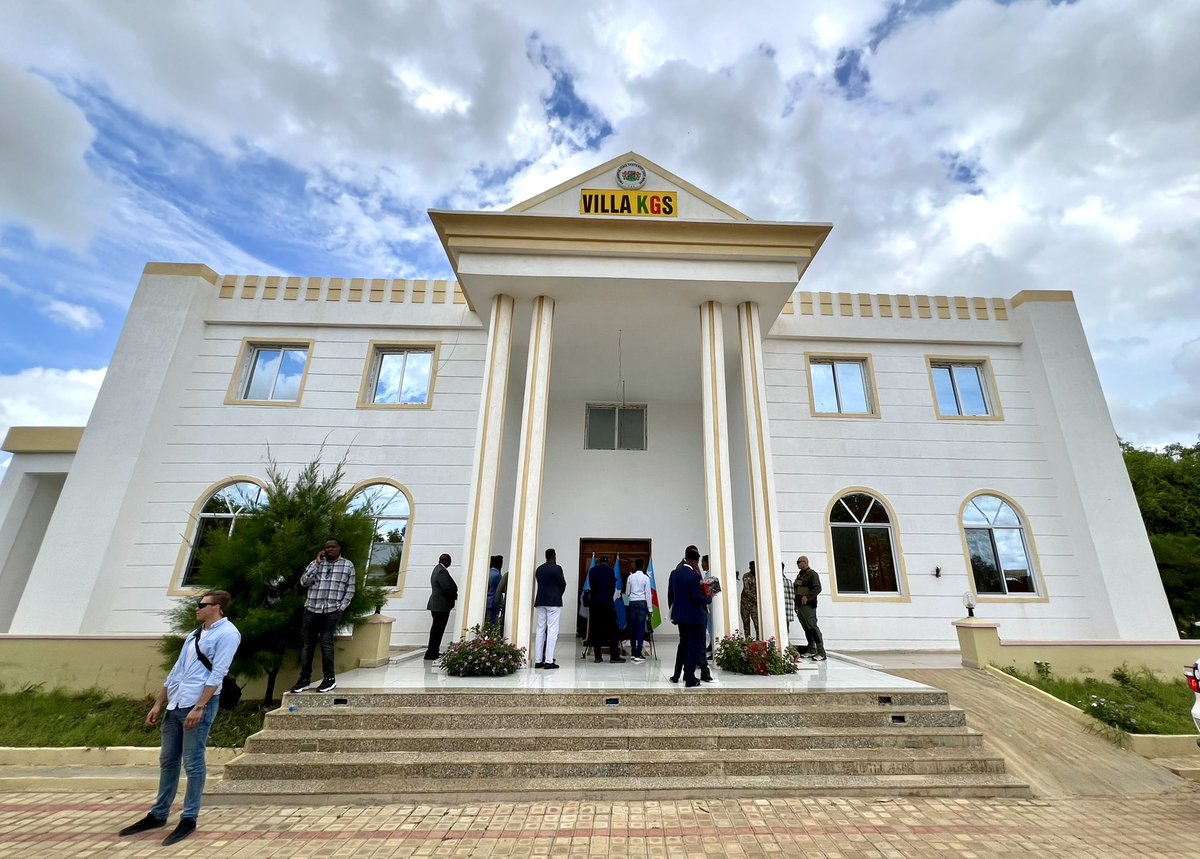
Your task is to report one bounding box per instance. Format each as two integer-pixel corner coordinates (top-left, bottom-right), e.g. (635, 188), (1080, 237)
(589, 603), (620, 660)
(680, 622), (706, 683)
(673, 625), (712, 681)
(298, 608), (341, 682)
(426, 610), (450, 659)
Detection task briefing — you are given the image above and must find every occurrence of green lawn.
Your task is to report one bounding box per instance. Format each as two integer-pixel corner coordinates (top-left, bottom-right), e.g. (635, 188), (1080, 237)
(0, 685), (265, 748)
(1000, 664), (1196, 735)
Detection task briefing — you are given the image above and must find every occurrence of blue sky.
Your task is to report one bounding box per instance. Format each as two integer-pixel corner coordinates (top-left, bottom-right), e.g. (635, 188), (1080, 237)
(1, 0), (1198, 462)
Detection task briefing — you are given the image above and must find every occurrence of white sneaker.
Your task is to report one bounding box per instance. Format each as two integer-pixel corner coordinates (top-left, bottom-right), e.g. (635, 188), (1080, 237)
(631, 656), (645, 663)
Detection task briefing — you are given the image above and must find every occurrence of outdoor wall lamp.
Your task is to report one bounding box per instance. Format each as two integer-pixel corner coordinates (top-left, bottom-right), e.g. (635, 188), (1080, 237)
(962, 591), (977, 618)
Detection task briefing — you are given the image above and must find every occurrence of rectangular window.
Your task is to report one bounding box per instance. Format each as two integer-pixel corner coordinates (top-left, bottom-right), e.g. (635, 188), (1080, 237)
(586, 404), (646, 450)
(238, 344), (309, 403)
(363, 347), (434, 406)
(930, 361), (994, 417)
(809, 358), (874, 415)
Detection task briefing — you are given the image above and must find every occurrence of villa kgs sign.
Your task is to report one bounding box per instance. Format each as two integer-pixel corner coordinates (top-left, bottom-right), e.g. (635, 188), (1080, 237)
(579, 189), (677, 217)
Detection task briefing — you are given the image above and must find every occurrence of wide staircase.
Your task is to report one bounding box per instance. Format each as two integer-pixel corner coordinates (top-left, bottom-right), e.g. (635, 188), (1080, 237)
(211, 686), (1030, 802)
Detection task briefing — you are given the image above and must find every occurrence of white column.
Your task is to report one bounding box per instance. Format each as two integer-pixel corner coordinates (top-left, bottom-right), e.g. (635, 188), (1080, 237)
(736, 301), (788, 648)
(505, 296), (556, 654)
(459, 294), (515, 636)
(699, 301), (738, 641)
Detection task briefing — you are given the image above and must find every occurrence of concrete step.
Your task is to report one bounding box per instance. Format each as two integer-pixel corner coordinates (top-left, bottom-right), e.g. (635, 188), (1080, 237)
(267, 704), (967, 731)
(221, 747), (1007, 781)
(281, 688), (950, 710)
(0, 764), (226, 793)
(244, 725), (985, 754)
(209, 771), (1033, 803)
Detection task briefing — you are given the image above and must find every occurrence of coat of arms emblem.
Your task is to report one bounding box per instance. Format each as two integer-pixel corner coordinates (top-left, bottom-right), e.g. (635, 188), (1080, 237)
(615, 160), (648, 190)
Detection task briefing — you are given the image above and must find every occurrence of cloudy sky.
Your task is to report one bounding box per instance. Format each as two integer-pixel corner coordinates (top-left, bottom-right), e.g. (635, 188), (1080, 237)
(1, 0), (1197, 466)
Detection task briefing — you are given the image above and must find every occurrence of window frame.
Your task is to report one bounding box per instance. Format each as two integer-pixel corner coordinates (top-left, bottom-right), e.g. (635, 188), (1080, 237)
(824, 487), (911, 602)
(225, 338), (314, 406)
(804, 353), (881, 418)
(925, 355), (1004, 421)
(169, 476), (267, 594)
(585, 403), (647, 451)
(357, 340), (440, 410)
(959, 491), (1048, 603)
(346, 478), (415, 595)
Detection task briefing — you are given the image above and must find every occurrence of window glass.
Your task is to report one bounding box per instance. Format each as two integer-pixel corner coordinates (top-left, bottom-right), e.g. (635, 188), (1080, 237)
(400, 351), (433, 404)
(182, 481), (264, 586)
(953, 365), (987, 415)
(832, 526), (867, 593)
(932, 366), (958, 415)
(374, 352), (407, 403)
(348, 484), (411, 589)
(618, 406), (646, 450)
(834, 361), (869, 413)
(371, 349), (433, 405)
(810, 363), (839, 413)
(963, 494), (1037, 596)
(243, 346), (308, 401)
(829, 491), (902, 595)
(587, 406), (616, 450)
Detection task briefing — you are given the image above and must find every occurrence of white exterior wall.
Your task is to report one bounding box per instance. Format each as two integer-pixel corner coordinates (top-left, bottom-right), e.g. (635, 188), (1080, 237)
(0, 454), (72, 632)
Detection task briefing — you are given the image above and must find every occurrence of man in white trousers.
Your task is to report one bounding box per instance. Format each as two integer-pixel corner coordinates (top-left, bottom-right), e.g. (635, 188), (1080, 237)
(533, 548), (566, 669)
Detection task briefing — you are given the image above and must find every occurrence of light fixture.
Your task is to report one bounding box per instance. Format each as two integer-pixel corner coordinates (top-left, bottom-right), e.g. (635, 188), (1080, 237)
(933, 566), (942, 578)
(962, 591), (977, 618)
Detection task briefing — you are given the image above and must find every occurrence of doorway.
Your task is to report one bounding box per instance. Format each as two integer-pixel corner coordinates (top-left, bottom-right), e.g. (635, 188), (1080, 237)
(576, 537), (652, 638)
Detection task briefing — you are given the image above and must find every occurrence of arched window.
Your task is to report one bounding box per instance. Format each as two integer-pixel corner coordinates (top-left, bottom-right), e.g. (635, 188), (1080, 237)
(829, 492), (901, 594)
(963, 494), (1036, 595)
(182, 481), (265, 586)
(347, 482), (411, 589)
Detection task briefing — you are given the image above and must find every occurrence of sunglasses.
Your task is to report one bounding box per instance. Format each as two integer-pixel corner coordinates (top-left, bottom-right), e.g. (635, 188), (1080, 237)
(195, 601), (219, 610)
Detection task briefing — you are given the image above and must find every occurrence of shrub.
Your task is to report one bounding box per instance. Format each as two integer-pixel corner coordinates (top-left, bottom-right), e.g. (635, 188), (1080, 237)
(440, 623), (526, 677)
(714, 632), (798, 675)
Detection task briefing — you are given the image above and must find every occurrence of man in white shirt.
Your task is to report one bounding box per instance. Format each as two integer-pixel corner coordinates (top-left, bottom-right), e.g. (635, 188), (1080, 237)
(623, 559), (652, 662)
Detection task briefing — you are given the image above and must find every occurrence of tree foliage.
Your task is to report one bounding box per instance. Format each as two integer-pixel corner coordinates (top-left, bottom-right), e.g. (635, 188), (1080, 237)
(1121, 438), (1200, 636)
(160, 456), (389, 703)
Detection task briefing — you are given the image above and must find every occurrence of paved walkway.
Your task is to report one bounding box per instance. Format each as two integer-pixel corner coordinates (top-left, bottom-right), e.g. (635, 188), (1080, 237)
(1, 791), (1198, 857)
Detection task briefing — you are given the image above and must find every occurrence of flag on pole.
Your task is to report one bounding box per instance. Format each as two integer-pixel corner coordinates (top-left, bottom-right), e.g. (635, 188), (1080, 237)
(648, 559), (662, 628)
(579, 552), (595, 619)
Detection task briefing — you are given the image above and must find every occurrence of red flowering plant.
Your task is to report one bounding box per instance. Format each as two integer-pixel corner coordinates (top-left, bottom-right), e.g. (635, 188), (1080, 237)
(714, 631), (799, 676)
(439, 622), (526, 677)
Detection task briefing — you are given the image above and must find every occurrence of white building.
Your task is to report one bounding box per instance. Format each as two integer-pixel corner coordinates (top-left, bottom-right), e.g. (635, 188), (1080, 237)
(0, 153), (1178, 656)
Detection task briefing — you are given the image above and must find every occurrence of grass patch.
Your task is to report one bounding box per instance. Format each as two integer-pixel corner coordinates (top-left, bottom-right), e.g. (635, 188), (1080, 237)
(0, 684), (265, 748)
(999, 664), (1195, 735)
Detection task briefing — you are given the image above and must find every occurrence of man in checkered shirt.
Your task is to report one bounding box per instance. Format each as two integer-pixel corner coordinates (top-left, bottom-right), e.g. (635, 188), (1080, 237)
(290, 538), (356, 693)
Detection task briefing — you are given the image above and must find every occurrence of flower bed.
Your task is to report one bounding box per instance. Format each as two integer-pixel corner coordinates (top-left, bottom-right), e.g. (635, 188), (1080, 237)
(714, 632), (799, 676)
(439, 623), (526, 677)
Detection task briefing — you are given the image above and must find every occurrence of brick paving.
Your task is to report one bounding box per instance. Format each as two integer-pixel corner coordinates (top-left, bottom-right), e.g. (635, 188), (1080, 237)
(2, 791), (1199, 858)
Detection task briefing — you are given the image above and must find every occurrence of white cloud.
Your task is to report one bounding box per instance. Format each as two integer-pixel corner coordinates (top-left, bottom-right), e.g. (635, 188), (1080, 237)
(0, 367), (105, 469)
(0, 61), (112, 248)
(40, 299), (102, 331)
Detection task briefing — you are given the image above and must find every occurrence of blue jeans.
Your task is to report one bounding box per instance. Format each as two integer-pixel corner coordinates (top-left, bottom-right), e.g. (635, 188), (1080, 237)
(628, 601), (648, 657)
(150, 701), (218, 820)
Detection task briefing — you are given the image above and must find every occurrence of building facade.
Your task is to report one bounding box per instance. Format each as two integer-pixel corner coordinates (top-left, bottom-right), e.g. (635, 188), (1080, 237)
(0, 154), (1178, 656)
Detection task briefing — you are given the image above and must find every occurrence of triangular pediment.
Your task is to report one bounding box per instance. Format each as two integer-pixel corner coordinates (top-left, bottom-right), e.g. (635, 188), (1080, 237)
(507, 151), (750, 222)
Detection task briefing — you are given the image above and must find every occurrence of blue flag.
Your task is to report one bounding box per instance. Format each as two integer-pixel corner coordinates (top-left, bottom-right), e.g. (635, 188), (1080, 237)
(613, 554), (626, 630)
(579, 552), (595, 619)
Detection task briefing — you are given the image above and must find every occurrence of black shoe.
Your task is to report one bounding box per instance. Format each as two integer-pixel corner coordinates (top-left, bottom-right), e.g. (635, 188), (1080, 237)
(685, 679), (701, 688)
(162, 818), (196, 846)
(610, 657), (626, 663)
(316, 677), (336, 693)
(668, 675), (679, 683)
(544, 662), (559, 670)
(534, 662), (545, 669)
(594, 657), (604, 663)
(118, 813), (166, 837)
(424, 653), (442, 660)
(702, 676), (716, 683)
(289, 680), (311, 694)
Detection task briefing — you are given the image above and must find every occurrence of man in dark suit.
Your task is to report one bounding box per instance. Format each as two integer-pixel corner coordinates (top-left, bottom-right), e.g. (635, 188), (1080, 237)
(587, 556), (624, 663)
(425, 554), (457, 660)
(667, 546), (710, 687)
(533, 548), (566, 669)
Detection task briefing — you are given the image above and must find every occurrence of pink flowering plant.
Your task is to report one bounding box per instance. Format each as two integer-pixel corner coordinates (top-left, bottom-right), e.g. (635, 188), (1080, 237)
(714, 631), (799, 676)
(440, 622), (526, 677)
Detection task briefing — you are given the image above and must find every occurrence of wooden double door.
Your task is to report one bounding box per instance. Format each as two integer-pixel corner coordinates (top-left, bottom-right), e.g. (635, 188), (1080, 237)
(575, 537), (652, 638)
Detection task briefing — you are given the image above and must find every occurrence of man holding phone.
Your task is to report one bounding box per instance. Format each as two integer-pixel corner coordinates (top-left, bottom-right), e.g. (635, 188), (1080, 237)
(290, 538), (356, 693)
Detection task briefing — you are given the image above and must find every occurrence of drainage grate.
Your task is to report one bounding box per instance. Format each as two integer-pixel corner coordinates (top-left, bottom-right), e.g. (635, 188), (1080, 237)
(878, 695), (892, 706)
(890, 714), (907, 725)
(333, 697), (349, 706)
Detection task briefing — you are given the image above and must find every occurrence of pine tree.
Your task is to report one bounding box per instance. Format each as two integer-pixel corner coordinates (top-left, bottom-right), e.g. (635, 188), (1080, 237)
(161, 456), (389, 704)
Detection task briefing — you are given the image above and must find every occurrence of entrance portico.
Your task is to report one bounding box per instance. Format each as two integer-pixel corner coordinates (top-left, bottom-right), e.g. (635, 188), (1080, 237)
(430, 152), (830, 656)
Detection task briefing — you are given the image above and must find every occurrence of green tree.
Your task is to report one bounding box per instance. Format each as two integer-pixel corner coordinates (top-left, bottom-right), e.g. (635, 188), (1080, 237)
(161, 457), (389, 704)
(1122, 438), (1200, 636)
